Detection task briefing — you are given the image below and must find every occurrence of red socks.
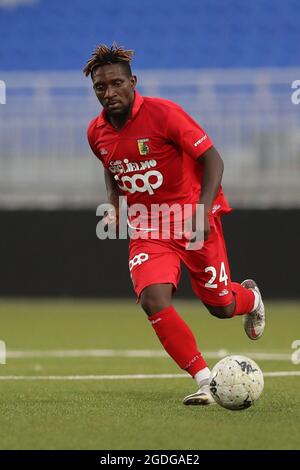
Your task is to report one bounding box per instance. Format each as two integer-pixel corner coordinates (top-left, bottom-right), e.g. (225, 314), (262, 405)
(147, 287), (255, 376)
(148, 305), (208, 377)
(231, 282), (255, 316)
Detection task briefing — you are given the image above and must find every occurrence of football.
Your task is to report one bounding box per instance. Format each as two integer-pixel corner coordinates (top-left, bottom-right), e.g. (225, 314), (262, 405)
(209, 355), (264, 410)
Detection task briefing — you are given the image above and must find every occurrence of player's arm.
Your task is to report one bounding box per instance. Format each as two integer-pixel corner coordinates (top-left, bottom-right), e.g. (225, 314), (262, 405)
(198, 146), (224, 212)
(103, 169), (120, 226)
(104, 169), (119, 207)
(87, 124), (120, 225)
(196, 146), (224, 240)
(165, 105), (223, 239)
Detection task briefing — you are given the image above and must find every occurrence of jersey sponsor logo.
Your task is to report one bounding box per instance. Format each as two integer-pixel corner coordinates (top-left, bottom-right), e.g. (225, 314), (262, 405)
(117, 170), (163, 195)
(109, 158), (157, 175)
(137, 138), (150, 155)
(129, 252), (149, 271)
(100, 148), (108, 156)
(194, 134), (207, 147)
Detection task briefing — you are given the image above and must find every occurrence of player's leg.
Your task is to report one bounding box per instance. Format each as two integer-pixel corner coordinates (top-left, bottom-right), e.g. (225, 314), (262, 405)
(139, 283), (173, 315)
(203, 301), (235, 319)
(208, 217), (265, 339)
(183, 215), (265, 339)
(141, 284), (214, 405)
(205, 283), (264, 341)
(140, 283), (208, 376)
(177, 216), (265, 405)
(129, 239), (214, 405)
(239, 279), (265, 340)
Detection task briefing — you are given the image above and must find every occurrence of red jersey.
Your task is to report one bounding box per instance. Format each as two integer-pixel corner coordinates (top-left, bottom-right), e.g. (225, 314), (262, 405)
(88, 91), (231, 220)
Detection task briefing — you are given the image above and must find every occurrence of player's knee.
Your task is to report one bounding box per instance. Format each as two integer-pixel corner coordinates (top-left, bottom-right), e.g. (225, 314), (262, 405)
(205, 303), (235, 319)
(140, 284), (173, 316)
(140, 292), (170, 316)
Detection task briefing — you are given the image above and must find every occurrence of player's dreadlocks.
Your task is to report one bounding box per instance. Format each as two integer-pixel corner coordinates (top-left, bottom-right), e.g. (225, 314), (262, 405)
(83, 42), (134, 77)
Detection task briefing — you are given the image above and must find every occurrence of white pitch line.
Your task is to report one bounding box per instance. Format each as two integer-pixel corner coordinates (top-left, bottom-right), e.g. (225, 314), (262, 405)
(7, 349), (167, 358)
(6, 349), (292, 361)
(263, 371), (300, 377)
(0, 371), (299, 380)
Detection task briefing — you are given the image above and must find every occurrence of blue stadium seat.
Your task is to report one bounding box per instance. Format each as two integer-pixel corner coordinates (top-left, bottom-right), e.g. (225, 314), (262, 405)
(0, 0), (299, 70)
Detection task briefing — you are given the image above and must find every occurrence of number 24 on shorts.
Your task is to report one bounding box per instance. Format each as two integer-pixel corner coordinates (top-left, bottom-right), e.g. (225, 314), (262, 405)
(205, 262), (228, 289)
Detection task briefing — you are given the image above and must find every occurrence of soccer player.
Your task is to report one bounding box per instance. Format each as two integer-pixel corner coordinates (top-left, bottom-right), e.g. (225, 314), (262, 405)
(84, 44), (266, 406)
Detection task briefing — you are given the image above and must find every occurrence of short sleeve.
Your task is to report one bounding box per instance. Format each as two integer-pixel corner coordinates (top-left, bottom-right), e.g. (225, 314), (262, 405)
(87, 118), (102, 160)
(166, 105), (213, 159)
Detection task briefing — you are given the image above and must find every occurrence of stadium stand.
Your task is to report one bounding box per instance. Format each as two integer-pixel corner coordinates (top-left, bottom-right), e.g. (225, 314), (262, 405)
(0, 0), (299, 207)
(0, 0), (299, 70)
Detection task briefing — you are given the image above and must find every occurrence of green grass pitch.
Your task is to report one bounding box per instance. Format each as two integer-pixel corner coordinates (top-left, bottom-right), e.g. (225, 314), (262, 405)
(0, 299), (299, 450)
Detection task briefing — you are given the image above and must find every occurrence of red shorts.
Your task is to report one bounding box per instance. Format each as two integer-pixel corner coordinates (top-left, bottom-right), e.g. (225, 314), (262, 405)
(128, 215), (233, 307)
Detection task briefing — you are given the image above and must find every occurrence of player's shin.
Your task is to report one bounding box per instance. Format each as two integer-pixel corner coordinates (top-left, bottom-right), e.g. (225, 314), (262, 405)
(231, 282), (257, 315)
(148, 305), (208, 376)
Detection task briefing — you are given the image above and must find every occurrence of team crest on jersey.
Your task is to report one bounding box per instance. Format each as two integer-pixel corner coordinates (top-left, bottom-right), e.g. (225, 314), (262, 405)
(137, 138), (150, 156)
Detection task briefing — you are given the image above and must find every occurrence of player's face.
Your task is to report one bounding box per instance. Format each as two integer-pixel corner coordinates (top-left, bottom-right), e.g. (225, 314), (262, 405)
(92, 64), (137, 117)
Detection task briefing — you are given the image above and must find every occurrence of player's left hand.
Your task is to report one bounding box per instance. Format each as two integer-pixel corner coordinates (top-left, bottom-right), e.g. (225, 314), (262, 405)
(190, 210), (210, 241)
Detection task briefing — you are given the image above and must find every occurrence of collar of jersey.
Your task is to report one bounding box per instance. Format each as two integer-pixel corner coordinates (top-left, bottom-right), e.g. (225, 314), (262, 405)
(96, 91), (144, 128)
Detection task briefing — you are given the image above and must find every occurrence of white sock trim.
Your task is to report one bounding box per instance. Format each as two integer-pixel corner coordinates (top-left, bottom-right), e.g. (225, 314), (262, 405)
(250, 290), (260, 312)
(194, 367), (211, 388)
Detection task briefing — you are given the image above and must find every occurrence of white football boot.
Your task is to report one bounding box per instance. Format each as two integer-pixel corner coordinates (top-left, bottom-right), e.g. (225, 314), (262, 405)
(183, 384), (216, 406)
(242, 279), (265, 340)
